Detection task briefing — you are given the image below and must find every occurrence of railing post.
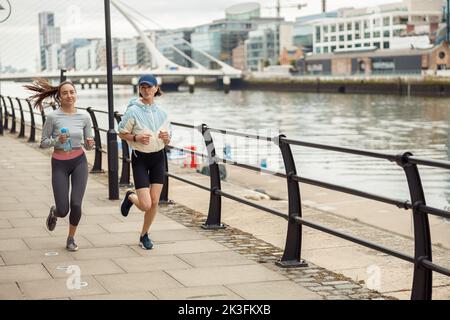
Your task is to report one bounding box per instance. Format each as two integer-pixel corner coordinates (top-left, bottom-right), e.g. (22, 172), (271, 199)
(396, 152), (432, 300)
(26, 99), (36, 143)
(0, 95), (3, 136)
(86, 107), (104, 173)
(159, 146), (170, 204)
(7, 96), (16, 134)
(200, 123), (225, 229)
(275, 134), (308, 268)
(15, 98), (26, 138)
(1, 96), (8, 130)
(40, 107), (47, 125)
(113, 112), (132, 188)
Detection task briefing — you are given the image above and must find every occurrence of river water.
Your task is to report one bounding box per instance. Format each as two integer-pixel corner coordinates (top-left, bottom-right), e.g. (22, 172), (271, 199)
(3, 82), (450, 209)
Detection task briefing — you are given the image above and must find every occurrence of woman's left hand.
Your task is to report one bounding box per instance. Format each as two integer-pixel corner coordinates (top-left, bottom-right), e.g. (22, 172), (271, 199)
(158, 131), (170, 145)
(86, 137), (95, 149)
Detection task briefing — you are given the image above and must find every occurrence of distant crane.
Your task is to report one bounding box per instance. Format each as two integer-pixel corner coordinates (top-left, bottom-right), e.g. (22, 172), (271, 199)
(265, 1), (308, 18)
(322, 0), (327, 13)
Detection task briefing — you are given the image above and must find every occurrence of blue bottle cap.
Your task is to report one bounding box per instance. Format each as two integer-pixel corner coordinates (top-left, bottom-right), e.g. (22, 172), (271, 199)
(60, 127), (68, 134)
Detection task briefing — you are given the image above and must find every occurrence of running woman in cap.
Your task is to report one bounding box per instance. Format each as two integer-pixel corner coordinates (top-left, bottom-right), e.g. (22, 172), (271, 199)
(118, 74), (171, 250)
(25, 78), (95, 251)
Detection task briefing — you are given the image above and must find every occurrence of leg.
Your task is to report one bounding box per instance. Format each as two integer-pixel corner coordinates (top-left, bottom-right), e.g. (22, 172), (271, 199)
(141, 184), (163, 236)
(130, 188), (152, 212)
(51, 158), (70, 218)
(68, 156), (89, 237)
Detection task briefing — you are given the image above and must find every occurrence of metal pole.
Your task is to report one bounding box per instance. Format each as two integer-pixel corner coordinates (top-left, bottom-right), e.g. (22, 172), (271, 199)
(447, 0), (450, 43)
(104, 0), (119, 200)
(60, 69), (67, 82)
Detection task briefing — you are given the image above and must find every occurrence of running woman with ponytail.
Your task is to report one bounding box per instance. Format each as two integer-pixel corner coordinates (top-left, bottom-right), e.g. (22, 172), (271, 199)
(25, 78), (95, 251)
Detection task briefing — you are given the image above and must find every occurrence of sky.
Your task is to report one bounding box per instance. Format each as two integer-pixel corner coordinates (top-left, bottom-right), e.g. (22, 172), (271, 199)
(0, 0), (404, 71)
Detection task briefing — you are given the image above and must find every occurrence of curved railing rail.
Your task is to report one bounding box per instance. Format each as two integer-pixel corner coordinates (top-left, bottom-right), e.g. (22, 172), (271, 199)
(1, 94), (449, 300)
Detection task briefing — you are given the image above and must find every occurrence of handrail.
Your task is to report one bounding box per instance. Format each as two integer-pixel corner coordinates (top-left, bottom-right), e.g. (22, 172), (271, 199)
(2, 96), (449, 300)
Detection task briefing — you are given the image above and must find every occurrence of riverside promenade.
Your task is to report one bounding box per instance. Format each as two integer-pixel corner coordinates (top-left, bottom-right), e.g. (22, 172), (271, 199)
(1, 132), (448, 300)
(0, 133), (390, 300)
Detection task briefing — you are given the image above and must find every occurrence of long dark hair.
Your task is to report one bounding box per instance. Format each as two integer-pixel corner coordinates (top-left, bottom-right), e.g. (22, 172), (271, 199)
(24, 78), (76, 110)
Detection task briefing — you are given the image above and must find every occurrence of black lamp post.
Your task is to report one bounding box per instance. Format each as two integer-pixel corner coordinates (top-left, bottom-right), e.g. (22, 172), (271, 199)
(0, 0), (12, 136)
(104, 0), (119, 200)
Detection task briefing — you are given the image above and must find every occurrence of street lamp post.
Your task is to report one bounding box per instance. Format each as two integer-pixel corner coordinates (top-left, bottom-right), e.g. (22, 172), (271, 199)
(447, 0), (450, 43)
(104, 0), (119, 200)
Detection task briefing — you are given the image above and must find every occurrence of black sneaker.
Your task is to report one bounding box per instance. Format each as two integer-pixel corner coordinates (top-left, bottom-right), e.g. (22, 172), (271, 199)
(46, 205), (57, 231)
(139, 233), (153, 250)
(120, 190), (135, 217)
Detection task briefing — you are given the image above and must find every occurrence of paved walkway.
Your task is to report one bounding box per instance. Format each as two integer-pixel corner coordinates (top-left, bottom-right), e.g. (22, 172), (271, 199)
(0, 134), (326, 300)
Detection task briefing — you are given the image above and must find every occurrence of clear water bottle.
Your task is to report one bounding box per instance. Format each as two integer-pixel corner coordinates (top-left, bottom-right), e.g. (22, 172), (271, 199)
(60, 127), (72, 152)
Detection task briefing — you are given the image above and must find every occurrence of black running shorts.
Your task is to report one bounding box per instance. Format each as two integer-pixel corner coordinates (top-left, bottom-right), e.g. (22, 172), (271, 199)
(131, 149), (165, 189)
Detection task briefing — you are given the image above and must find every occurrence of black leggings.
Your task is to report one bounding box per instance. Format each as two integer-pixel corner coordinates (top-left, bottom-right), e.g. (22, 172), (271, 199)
(51, 153), (88, 226)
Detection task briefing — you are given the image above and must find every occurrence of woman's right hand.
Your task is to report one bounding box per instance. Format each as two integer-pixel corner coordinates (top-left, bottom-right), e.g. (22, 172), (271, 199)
(136, 133), (150, 145)
(58, 134), (68, 144)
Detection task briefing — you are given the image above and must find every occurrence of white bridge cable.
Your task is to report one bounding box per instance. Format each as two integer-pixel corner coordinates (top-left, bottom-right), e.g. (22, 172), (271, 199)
(113, 0), (242, 76)
(123, 8), (207, 70)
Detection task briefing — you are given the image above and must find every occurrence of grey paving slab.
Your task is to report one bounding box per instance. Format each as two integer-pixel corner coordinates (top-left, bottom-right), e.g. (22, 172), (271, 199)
(83, 206), (124, 216)
(101, 220), (188, 233)
(1, 248), (75, 265)
(71, 246), (140, 261)
(0, 264), (52, 283)
(150, 229), (204, 242)
(0, 219), (12, 228)
(19, 276), (108, 299)
(151, 285), (244, 300)
(84, 232), (140, 247)
(95, 271), (184, 293)
(8, 217), (67, 228)
(0, 283), (25, 300)
(166, 265), (287, 287)
(23, 235), (94, 250)
(130, 239), (230, 257)
(176, 251), (257, 268)
(0, 227), (50, 240)
(0, 211), (32, 219)
(113, 255), (192, 273)
(71, 291), (158, 300)
(0, 256), (5, 266)
(50, 224), (108, 237)
(0, 202), (50, 211)
(0, 239), (30, 251)
(226, 280), (322, 300)
(78, 214), (122, 225)
(0, 197), (20, 204)
(43, 259), (125, 278)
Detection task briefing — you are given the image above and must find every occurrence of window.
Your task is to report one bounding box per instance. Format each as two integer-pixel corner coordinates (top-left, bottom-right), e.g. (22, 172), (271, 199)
(365, 32), (371, 39)
(324, 36), (329, 43)
(355, 33), (361, 40)
(323, 25), (328, 33)
(364, 43), (371, 47)
(383, 41), (390, 49)
(331, 25), (336, 33)
(373, 18), (380, 27)
(331, 46), (337, 52)
(383, 30), (390, 37)
(348, 35), (353, 41)
(355, 22), (360, 31)
(347, 23), (352, 31)
(331, 35), (336, 41)
(393, 29), (402, 36)
(364, 20), (369, 29)
(339, 35), (345, 41)
(374, 42), (380, 48)
(316, 26), (321, 42)
(355, 43), (362, 48)
(339, 23), (344, 31)
(339, 45), (345, 49)
(383, 17), (390, 26)
(323, 47), (329, 53)
(373, 31), (381, 38)
(315, 47), (321, 54)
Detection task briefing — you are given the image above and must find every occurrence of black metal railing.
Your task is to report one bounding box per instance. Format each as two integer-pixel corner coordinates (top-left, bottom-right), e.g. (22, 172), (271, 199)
(1, 94), (449, 300)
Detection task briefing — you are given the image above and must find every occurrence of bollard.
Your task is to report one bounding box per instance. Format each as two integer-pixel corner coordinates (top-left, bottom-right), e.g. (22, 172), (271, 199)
(186, 76), (195, 94)
(114, 111), (133, 188)
(7, 96), (16, 134)
(15, 98), (26, 138)
(223, 76), (230, 94)
(1, 96), (8, 130)
(86, 107), (104, 173)
(275, 134), (308, 268)
(26, 99), (36, 143)
(183, 146), (198, 169)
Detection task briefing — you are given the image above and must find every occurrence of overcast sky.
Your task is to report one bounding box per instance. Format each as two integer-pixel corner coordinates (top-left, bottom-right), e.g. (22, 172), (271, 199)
(0, 0), (402, 71)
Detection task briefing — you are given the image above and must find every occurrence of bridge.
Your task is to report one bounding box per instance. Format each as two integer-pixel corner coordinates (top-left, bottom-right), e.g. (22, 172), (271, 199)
(0, 0), (242, 91)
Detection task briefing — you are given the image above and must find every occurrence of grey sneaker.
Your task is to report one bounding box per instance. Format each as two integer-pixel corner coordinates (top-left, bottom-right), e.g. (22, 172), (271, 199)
(66, 237), (79, 252)
(46, 205), (57, 231)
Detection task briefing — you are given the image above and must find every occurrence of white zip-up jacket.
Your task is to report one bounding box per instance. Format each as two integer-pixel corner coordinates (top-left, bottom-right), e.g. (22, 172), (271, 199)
(118, 98), (171, 153)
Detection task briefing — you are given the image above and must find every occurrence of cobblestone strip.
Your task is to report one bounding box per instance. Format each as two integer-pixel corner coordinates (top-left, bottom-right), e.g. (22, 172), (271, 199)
(159, 203), (396, 300)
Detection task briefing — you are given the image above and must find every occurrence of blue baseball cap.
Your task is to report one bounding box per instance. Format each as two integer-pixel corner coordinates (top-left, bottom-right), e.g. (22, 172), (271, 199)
(138, 74), (158, 87)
